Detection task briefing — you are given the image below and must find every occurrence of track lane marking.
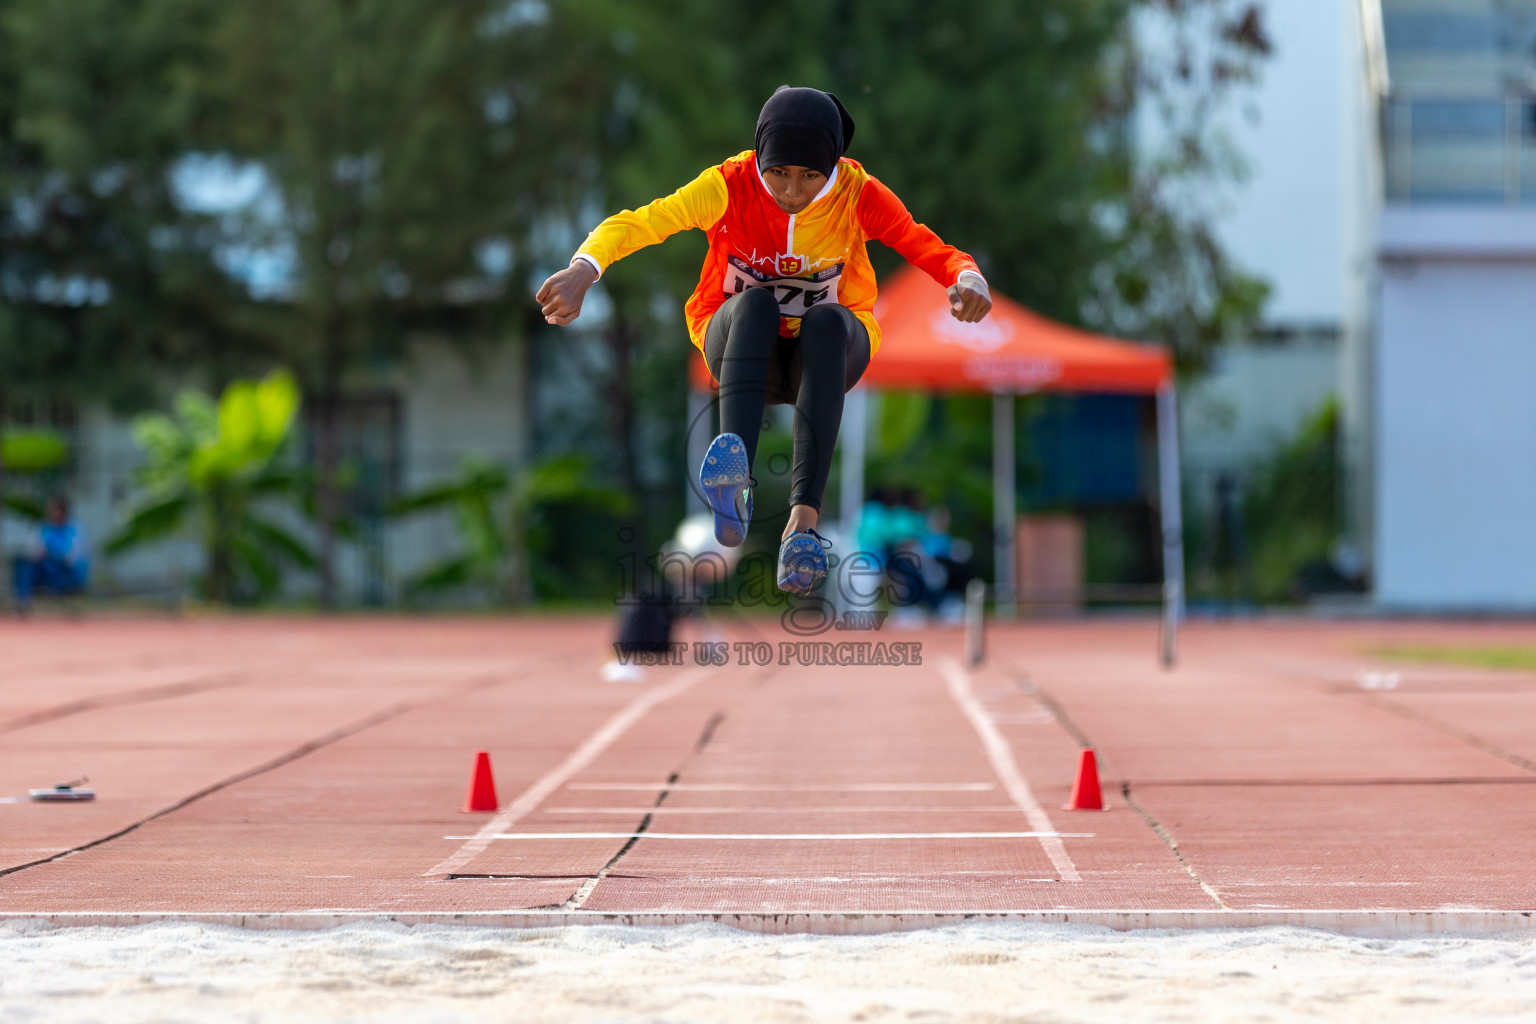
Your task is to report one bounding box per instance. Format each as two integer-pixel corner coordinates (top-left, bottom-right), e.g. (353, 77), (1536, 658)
(566, 782), (996, 791)
(939, 657), (1082, 882)
(424, 666), (716, 877)
(445, 831), (1095, 841)
(542, 806), (1027, 814)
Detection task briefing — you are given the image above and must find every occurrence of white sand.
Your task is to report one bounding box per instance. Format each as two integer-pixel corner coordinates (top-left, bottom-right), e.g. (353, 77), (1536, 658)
(1, 920), (1534, 1023)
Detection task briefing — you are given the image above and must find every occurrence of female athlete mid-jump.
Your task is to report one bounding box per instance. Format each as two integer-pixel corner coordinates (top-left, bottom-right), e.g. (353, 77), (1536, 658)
(537, 86), (992, 594)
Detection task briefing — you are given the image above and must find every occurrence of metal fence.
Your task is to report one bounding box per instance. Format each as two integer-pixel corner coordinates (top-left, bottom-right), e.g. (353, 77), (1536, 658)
(0, 457), (487, 610)
(1385, 96), (1536, 204)
(2, 449), (1358, 612)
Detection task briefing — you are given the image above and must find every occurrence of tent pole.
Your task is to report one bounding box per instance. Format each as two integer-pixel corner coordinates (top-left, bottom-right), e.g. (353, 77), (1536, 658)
(687, 387), (712, 513)
(836, 386), (869, 618)
(1156, 380), (1185, 667)
(993, 391), (1017, 620)
(841, 386), (868, 547)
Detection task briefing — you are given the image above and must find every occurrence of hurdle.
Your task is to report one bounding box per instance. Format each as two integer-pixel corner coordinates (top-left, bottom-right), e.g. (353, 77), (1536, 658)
(965, 578), (986, 666)
(962, 579), (1181, 670)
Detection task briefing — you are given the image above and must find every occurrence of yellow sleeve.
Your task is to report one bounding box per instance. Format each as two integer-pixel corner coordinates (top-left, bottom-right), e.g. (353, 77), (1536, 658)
(573, 166), (728, 277)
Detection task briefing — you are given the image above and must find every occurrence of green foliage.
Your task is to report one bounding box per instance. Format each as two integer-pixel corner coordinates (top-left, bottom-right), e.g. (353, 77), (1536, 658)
(106, 370), (315, 603)
(1241, 398), (1340, 601)
(0, 0), (264, 407)
(199, 0), (560, 358)
(0, 428), (68, 473)
(174, 0), (600, 602)
(3, 492), (44, 521)
(862, 394), (996, 543)
(390, 453), (632, 603)
(1370, 646), (1536, 673)
(563, 1), (1270, 368)
(873, 393), (932, 460)
(2, 0), (1273, 606)
(533, 0), (1270, 587)
(1188, 397), (1339, 604)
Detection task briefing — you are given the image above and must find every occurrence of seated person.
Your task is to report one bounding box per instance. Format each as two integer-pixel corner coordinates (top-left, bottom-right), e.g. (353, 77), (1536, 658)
(602, 513), (741, 682)
(13, 495), (89, 610)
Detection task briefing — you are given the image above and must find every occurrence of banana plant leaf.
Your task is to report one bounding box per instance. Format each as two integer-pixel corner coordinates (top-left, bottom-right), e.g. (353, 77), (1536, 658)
(403, 555), (476, 597)
(244, 515), (318, 570)
(104, 493), (194, 555)
(3, 494), (47, 522)
(109, 370), (314, 603)
(229, 533), (282, 598)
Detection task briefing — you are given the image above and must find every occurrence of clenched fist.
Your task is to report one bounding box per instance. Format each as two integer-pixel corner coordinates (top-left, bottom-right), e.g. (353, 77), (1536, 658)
(535, 260), (599, 326)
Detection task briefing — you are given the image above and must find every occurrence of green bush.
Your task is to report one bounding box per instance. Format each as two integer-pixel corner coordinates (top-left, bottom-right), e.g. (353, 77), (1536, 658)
(1, 429), (69, 473)
(106, 371), (315, 603)
(1242, 398), (1341, 602)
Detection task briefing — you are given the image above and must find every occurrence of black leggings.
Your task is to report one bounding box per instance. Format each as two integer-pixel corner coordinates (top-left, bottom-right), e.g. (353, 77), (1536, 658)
(704, 288), (870, 512)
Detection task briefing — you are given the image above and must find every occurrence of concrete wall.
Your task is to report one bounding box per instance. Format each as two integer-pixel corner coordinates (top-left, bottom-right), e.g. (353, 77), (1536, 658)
(1375, 207), (1536, 608)
(366, 337), (528, 599)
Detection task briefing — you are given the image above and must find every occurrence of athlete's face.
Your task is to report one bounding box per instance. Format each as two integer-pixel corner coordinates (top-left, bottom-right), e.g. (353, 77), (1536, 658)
(762, 165), (824, 215)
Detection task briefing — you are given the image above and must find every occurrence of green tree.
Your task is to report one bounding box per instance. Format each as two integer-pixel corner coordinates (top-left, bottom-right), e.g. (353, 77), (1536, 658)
(389, 453), (631, 604)
(184, 0), (604, 605)
(106, 370), (314, 603)
(561, 0), (1273, 341)
(527, 0), (1271, 563)
(0, 0), (270, 578)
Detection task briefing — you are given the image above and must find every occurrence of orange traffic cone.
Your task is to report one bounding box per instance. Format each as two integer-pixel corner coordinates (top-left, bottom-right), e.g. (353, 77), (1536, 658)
(461, 750), (499, 813)
(1063, 748), (1105, 811)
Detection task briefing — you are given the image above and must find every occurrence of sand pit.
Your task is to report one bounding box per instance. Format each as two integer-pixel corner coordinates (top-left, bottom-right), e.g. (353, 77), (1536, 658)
(2, 920), (1534, 1023)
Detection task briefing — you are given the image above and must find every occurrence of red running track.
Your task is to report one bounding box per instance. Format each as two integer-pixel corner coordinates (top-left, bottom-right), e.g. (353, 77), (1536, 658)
(0, 615), (1533, 933)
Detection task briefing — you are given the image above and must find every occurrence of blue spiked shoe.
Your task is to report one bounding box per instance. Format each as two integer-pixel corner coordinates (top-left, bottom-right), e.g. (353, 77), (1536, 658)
(699, 432), (753, 547)
(777, 528), (832, 595)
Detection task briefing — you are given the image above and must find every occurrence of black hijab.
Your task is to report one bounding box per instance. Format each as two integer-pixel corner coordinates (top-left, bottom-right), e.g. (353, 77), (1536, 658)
(754, 86), (856, 178)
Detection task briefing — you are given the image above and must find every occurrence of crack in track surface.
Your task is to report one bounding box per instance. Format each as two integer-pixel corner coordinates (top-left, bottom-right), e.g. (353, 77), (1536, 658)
(1008, 663), (1228, 909)
(558, 660), (781, 909)
(1357, 692), (1536, 776)
(0, 671), (516, 879)
(562, 701), (737, 910)
(1119, 783), (1231, 909)
(0, 673), (247, 735)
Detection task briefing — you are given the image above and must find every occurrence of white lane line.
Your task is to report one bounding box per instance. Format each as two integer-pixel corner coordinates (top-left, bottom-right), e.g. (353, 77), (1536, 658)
(566, 782), (996, 792)
(424, 666), (715, 877)
(543, 806), (1026, 814)
(939, 656), (1082, 883)
(444, 831), (1096, 841)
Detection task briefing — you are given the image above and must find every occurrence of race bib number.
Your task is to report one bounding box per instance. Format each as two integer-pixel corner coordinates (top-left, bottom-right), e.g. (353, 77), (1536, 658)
(723, 255), (843, 319)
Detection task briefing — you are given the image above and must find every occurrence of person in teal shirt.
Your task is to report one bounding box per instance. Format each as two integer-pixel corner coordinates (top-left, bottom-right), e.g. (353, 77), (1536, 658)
(13, 495), (89, 611)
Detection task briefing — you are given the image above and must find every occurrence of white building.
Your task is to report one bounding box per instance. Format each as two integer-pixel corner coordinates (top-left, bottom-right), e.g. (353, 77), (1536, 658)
(1153, 0), (1385, 569)
(1374, 0), (1536, 608)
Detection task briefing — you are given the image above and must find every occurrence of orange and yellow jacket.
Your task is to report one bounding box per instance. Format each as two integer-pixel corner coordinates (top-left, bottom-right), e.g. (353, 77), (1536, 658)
(573, 151), (981, 356)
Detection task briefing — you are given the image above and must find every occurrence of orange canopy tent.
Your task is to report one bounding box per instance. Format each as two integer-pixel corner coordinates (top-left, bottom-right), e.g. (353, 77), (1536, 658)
(687, 267), (1185, 656)
(862, 266), (1171, 394)
(685, 267), (1172, 393)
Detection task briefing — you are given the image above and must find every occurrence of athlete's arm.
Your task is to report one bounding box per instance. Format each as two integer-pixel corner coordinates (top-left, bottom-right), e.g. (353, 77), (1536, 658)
(536, 166), (729, 326)
(856, 175), (992, 323)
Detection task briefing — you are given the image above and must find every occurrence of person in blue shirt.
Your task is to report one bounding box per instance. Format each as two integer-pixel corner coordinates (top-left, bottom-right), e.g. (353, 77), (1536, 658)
(13, 495), (89, 611)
